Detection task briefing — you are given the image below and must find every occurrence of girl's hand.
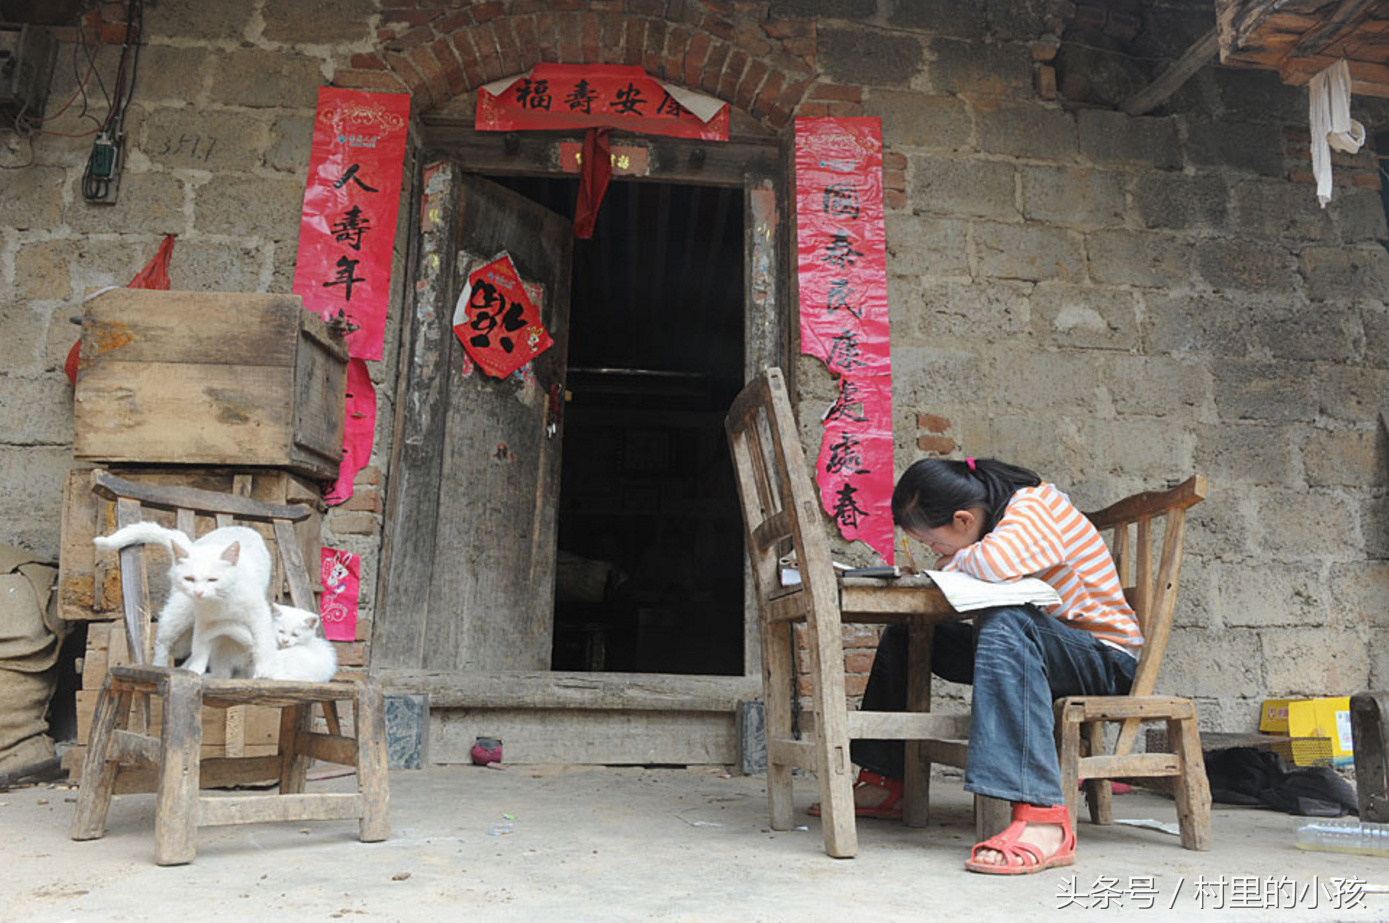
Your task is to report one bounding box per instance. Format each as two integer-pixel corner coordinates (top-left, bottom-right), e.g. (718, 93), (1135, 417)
(934, 552), (955, 569)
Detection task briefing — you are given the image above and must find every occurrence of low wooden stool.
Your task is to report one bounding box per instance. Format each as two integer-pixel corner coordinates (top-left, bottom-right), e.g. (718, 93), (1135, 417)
(69, 470), (390, 865)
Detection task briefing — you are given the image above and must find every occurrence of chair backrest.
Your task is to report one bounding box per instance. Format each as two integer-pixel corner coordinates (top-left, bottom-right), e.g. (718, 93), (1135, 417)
(724, 368), (843, 656)
(1083, 474), (1207, 752)
(89, 469), (317, 667)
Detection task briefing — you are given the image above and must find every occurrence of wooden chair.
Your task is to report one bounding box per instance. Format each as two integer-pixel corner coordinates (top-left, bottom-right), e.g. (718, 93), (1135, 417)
(1055, 474), (1212, 850)
(71, 470), (390, 865)
(725, 368), (967, 858)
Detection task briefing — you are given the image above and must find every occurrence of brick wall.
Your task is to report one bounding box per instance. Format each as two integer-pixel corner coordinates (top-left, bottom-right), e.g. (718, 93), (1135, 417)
(339, 0), (818, 126)
(2, 0), (1388, 735)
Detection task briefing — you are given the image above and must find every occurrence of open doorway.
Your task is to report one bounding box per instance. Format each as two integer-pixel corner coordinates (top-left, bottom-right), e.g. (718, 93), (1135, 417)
(491, 175), (746, 676)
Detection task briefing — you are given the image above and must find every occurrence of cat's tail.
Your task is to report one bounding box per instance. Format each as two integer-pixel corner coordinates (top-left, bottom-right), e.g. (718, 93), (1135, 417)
(94, 521), (193, 556)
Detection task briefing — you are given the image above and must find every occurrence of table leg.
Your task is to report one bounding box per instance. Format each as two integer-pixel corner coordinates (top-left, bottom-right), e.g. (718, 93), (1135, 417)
(903, 616), (932, 827)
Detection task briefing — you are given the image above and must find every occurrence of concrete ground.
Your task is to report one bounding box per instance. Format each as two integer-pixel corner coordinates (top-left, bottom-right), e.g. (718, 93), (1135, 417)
(2, 764), (1386, 922)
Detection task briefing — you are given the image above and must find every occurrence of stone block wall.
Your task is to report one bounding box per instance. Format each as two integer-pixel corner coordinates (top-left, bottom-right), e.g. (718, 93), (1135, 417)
(0, 0), (408, 655)
(798, 0), (1389, 731)
(0, 0), (1386, 736)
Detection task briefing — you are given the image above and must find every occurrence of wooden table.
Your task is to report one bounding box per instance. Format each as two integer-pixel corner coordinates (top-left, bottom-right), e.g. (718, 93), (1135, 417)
(837, 574), (1009, 835)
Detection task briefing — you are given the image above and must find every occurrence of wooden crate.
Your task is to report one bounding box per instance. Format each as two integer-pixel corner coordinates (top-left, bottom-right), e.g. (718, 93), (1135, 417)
(73, 289), (348, 479)
(57, 465), (324, 623)
(66, 622), (282, 784)
(72, 693), (281, 756)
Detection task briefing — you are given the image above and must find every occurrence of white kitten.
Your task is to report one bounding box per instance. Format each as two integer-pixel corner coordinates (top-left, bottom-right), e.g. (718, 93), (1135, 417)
(265, 604), (338, 682)
(94, 522), (277, 678)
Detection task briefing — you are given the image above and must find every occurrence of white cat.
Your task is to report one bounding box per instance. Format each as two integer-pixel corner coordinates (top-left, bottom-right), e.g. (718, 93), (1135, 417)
(265, 604), (338, 682)
(147, 606), (339, 682)
(93, 522), (277, 679)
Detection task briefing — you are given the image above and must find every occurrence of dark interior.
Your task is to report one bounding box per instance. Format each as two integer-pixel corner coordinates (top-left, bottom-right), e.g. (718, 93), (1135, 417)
(490, 174), (747, 676)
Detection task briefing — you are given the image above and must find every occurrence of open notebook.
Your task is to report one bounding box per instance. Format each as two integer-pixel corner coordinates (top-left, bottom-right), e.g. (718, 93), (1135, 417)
(925, 569), (1062, 612)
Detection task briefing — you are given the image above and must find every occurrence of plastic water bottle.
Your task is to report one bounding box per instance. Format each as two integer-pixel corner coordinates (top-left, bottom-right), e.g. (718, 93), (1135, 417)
(1294, 819), (1389, 857)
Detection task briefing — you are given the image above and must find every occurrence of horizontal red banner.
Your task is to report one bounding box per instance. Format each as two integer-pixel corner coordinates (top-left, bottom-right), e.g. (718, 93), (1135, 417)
(476, 64), (728, 141)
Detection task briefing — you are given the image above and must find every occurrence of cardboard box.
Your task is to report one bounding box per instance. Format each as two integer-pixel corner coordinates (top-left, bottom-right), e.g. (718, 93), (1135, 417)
(1260, 697), (1354, 764)
(73, 289), (347, 479)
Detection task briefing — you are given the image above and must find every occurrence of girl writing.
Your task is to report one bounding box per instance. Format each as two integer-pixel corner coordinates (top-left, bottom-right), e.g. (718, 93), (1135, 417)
(849, 456), (1140, 875)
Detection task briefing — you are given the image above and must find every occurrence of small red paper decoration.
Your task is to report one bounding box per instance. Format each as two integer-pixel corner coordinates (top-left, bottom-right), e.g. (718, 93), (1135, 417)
(452, 253), (554, 378)
(319, 547), (360, 642)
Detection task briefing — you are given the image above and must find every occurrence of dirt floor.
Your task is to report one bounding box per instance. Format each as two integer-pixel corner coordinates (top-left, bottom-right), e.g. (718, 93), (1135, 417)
(2, 763), (1387, 922)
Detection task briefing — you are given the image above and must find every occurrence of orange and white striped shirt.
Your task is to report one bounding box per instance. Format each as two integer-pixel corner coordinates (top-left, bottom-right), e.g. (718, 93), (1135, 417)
(942, 483), (1141, 656)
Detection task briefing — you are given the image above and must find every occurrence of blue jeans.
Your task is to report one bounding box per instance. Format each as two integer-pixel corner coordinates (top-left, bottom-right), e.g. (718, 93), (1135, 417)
(849, 606), (1137, 807)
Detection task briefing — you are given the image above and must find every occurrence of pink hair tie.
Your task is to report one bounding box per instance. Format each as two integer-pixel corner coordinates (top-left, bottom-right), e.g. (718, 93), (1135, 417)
(965, 457), (977, 471)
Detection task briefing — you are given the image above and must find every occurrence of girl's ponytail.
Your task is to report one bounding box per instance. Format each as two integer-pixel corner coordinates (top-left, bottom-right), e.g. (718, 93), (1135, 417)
(967, 458), (1042, 533)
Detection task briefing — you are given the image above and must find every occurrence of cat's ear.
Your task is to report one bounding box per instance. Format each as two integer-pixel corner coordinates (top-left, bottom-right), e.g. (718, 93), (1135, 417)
(171, 540), (190, 561)
(220, 541), (241, 564)
(306, 614), (320, 629)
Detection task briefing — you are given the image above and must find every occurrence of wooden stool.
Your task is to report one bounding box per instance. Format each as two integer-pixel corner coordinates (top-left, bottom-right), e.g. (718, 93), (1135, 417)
(69, 470), (390, 865)
(1054, 476), (1212, 851)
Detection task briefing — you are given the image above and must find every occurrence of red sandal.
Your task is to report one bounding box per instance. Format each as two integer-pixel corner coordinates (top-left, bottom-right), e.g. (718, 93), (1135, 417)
(964, 802), (1076, 876)
(807, 769), (904, 820)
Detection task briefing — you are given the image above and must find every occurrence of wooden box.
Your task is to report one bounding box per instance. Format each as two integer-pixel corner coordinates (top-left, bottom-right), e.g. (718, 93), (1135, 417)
(57, 465), (324, 623)
(73, 289), (348, 479)
(74, 624), (282, 759)
(65, 622), (281, 785)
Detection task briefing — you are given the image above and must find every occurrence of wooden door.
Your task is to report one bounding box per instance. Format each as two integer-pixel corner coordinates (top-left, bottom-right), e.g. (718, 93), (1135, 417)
(376, 166), (573, 672)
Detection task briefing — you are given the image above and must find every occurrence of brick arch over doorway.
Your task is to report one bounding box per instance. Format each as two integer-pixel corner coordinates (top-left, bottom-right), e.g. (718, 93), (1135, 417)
(333, 3), (828, 130)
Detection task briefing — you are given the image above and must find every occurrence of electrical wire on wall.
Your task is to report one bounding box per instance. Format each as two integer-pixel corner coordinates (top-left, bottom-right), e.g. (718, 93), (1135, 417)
(1, 0), (140, 177)
(81, 0), (142, 202)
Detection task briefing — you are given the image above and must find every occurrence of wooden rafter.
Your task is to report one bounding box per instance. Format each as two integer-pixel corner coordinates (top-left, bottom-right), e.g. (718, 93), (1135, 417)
(1122, 28), (1220, 116)
(1217, 0), (1389, 97)
(1293, 0), (1380, 55)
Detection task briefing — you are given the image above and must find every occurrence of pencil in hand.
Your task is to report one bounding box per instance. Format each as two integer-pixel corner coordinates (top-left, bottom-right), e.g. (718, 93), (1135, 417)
(899, 536), (918, 575)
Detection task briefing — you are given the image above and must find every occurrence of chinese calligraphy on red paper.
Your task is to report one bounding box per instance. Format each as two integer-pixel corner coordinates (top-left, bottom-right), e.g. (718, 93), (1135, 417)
(795, 118), (894, 563)
(476, 64), (728, 141)
(452, 253), (555, 379)
(292, 88), (411, 361)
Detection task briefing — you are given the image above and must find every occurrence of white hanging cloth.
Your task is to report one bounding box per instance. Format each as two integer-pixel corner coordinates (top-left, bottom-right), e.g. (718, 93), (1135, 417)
(1308, 59), (1366, 208)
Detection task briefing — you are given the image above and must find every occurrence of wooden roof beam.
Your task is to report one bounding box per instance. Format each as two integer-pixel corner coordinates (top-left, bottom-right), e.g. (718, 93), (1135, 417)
(1292, 0), (1380, 56)
(1122, 27), (1220, 116)
(1280, 52), (1389, 95)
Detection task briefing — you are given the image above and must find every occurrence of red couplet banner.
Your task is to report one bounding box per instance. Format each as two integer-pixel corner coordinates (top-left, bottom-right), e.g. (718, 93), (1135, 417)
(476, 64), (728, 141)
(322, 357), (376, 506)
(292, 88), (411, 361)
(794, 117), (894, 564)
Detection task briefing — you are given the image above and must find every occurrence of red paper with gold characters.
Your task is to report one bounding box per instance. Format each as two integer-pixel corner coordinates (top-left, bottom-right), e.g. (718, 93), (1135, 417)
(292, 87), (411, 361)
(452, 253), (554, 379)
(794, 118), (894, 564)
(476, 64), (728, 141)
